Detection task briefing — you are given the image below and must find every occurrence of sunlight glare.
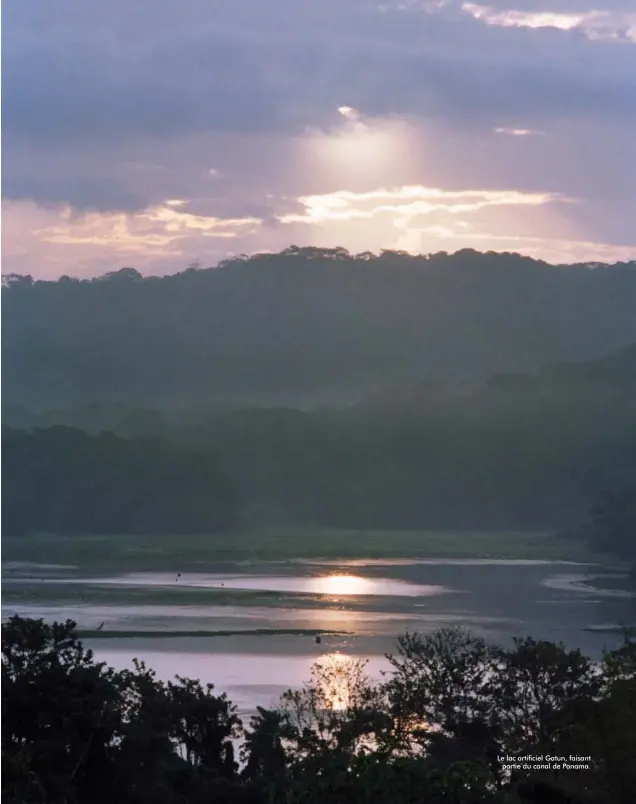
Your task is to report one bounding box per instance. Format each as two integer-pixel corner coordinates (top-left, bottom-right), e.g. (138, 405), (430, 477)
(315, 651), (357, 711)
(303, 115), (410, 187)
(312, 574), (370, 596)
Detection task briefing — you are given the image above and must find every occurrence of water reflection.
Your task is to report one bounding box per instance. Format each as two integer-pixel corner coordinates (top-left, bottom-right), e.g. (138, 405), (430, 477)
(308, 573), (446, 597)
(541, 573), (635, 598)
(91, 646), (389, 716)
(309, 651), (369, 711)
(59, 572), (450, 598)
(313, 574), (369, 596)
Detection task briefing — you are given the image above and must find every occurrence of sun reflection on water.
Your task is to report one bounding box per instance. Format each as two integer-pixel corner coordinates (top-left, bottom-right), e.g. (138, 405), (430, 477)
(312, 574), (370, 596)
(314, 651), (364, 711)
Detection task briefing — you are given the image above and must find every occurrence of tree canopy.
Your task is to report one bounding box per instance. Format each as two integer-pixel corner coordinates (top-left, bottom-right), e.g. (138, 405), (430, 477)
(4, 248), (636, 408)
(1, 426), (238, 535)
(3, 346), (635, 534)
(3, 617), (636, 804)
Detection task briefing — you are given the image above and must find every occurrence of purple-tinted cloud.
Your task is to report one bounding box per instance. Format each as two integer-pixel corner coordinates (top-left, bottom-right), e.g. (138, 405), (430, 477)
(1, 0), (635, 274)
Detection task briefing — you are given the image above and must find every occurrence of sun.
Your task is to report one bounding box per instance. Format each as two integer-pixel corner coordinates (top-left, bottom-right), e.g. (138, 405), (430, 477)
(300, 112), (411, 189)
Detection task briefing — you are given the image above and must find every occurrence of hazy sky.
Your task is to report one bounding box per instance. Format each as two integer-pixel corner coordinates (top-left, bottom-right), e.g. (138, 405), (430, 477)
(3, 0), (636, 278)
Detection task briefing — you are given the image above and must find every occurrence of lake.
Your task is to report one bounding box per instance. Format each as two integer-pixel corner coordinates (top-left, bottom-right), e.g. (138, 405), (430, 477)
(3, 553), (634, 716)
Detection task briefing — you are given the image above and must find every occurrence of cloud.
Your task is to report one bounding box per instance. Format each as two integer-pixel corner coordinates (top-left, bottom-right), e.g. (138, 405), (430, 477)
(140, 205), (261, 237)
(494, 127), (545, 136)
(279, 185), (571, 225)
(32, 203), (261, 253)
(1, 0), (634, 273)
(338, 106), (360, 120)
(1, 169), (147, 213)
(3, 186), (632, 280)
(461, 3), (636, 43)
(4, 0), (635, 165)
(2, 27), (290, 150)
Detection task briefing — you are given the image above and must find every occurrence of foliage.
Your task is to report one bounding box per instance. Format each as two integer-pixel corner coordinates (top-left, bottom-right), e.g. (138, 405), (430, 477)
(3, 617), (636, 804)
(588, 486), (636, 562)
(1, 425), (239, 535)
(2, 617), (248, 804)
(3, 342), (636, 533)
(3, 248), (636, 533)
(4, 249), (636, 410)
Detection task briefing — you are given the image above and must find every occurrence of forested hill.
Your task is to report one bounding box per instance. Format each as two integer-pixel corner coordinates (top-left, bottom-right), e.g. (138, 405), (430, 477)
(3, 248), (636, 408)
(3, 347), (635, 533)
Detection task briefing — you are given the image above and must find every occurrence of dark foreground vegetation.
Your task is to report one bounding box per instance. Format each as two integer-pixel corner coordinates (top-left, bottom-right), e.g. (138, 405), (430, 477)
(3, 617), (636, 804)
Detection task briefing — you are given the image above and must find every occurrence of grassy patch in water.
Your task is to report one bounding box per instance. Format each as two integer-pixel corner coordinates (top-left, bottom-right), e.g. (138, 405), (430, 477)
(1, 583), (346, 609)
(76, 627), (351, 639)
(1, 583), (406, 615)
(2, 583), (286, 603)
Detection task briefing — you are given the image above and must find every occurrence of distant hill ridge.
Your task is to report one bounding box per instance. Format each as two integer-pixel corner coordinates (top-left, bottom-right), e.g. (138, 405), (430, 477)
(3, 247), (636, 407)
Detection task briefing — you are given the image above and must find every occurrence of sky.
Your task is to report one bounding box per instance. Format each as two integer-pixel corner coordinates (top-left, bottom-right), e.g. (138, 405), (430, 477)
(2, 0), (636, 279)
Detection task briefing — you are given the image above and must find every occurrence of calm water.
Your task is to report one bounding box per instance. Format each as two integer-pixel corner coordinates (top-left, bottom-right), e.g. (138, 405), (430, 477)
(3, 558), (634, 715)
(49, 571), (448, 597)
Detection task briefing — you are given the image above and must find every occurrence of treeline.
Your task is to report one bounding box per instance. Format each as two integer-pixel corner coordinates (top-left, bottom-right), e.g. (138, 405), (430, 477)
(1, 426), (238, 535)
(3, 347), (635, 533)
(587, 486), (636, 564)
(4, 248), (636, 408)
(3, 617), (636, 804)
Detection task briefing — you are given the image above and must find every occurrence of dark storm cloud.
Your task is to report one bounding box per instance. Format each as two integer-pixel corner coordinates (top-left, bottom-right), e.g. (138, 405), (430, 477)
(1, 170), (147, 213)
(2, 0), (635, 213)
(1, 26), (295, 148)
(4, 0), (635, 147)
(341, 46), (636, 129)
